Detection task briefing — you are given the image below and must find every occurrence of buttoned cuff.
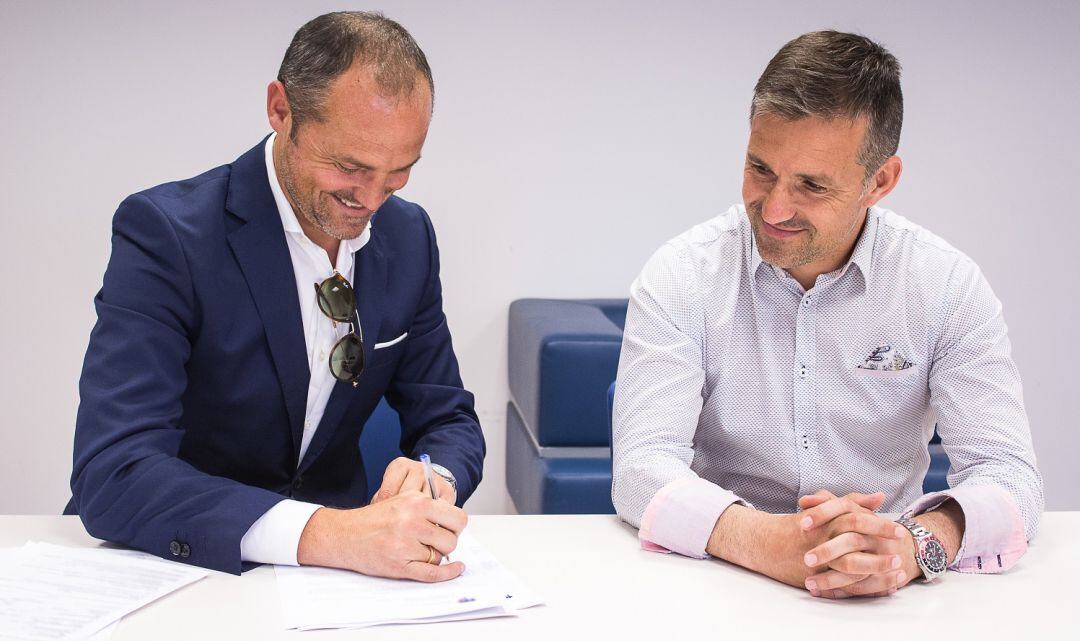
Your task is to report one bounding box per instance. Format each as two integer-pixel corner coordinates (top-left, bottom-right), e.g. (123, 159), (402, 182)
(239, 499), (322, 566)
(638, 477), (745, 559)
(905, 484), (1027, 574)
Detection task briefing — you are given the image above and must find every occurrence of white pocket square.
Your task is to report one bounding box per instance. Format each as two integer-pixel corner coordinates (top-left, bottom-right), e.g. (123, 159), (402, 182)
(373, 332), (408, 350)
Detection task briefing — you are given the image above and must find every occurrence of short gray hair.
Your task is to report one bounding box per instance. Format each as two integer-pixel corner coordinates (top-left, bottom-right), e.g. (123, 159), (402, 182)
(751, 30), (903, 177)
(277, 11), (433, 136)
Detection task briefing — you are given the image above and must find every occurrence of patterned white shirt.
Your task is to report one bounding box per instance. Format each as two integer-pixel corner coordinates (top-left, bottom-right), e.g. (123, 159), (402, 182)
(612, 204), (1042, 573)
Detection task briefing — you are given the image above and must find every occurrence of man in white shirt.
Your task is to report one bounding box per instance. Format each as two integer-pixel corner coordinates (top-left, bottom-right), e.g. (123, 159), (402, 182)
(68, 12), (485, 581)
(612, 30), (1042, 598)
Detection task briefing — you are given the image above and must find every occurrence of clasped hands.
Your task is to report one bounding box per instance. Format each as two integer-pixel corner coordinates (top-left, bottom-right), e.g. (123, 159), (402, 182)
(784, 489), (920, 599)
(298, 457), (466, 583)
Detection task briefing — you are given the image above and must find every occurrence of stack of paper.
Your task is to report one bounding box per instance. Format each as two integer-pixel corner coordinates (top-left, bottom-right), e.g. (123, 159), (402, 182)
(274, 532), (543, 630)
(0, 542), (207, 641)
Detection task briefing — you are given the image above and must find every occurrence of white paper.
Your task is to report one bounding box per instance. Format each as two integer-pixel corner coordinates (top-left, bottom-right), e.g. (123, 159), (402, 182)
(0, 542), (207, 641)
(274, 532), (542, 630)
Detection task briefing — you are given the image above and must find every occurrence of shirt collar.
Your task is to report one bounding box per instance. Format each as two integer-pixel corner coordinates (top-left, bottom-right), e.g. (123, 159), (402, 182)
(263, 133), (371, 256)
(748, 205), (879, 296)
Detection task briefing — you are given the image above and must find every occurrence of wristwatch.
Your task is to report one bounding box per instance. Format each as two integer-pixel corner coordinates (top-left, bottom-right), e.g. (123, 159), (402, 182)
(896, 513), (948, 582)
(429, 463), (457, 493)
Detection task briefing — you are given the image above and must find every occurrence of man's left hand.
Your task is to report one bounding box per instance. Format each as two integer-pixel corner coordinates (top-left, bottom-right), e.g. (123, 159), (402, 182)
(371, 457), (456, 505)
(798, 490), (918, 599)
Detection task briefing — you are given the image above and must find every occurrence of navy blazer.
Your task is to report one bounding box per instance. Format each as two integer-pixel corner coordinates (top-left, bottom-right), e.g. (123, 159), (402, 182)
(66, 139), (486, 574)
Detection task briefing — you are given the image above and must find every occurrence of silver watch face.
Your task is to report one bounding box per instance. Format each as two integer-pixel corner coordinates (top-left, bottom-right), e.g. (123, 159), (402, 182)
(430, 463), (457, 490)
(921, 538), (948, 575)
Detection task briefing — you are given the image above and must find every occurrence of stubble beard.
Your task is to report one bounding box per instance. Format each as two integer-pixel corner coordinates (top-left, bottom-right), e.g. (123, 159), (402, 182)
(747, 200), (822, 270)
(278, 143), (366, 241)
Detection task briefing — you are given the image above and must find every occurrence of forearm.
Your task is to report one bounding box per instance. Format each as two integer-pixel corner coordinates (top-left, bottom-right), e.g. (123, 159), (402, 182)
(297, 507), (343, 568)
(706, 504), (799, 585)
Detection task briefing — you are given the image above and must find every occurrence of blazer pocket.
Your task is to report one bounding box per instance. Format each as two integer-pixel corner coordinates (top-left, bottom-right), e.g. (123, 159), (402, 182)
(373, 331), (408, 350)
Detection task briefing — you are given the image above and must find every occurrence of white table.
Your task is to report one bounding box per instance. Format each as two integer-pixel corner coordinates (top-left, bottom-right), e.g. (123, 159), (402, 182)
(1, 514), (1076, 640)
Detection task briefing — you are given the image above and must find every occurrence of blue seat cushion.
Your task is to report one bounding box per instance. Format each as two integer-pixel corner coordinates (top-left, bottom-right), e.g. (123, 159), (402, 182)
(505, 401), (615, 514)
(508, 299), (626, 447)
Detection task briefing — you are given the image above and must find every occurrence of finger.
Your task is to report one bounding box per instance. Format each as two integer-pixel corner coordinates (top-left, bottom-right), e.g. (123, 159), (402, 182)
(376, 458), (412, 501)
(805, 569), (867, 594)
(805, 532), (872, 566)
(847, 491), (887, 511)
(425, 500), (469, 535)
(798, 490), (835, 510)
(418, 523), (458, 557)
(817, 588), (854, 600)
(829, 570), (904, 597)
(402, 467), (429, 495)
(800, 496), (865, 530)
(401, 560), (466, 583)
(832, 512), (908, 540)
(827, 551), (903, 576)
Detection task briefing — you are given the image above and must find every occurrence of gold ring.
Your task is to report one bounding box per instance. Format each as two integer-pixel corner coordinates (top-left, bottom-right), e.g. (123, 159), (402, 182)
(426, 546), (437, 564)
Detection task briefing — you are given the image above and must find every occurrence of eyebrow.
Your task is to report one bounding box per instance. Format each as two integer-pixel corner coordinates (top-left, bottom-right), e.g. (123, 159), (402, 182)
(746, 152), (836, 187)
(338, 154), (422, 173)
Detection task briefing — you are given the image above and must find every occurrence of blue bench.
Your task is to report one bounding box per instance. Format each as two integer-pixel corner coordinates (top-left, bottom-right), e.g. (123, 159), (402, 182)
(506, 299), (624, 513)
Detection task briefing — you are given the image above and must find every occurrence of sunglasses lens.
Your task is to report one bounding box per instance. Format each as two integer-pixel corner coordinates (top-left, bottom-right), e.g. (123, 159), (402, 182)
(329, 333), (364, 382)
(316, 274), (355, 323)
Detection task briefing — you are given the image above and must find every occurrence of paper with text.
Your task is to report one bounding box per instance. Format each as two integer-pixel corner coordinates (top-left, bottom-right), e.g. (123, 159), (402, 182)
(274, 532), (542, 630)
(0, 542), (206, 641)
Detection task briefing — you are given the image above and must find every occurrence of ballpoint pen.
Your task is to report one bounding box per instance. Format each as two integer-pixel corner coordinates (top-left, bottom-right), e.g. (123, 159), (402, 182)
(420, 453), (449, 562)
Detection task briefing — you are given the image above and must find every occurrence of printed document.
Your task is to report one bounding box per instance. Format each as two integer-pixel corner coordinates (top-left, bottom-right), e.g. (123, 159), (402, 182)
(0, 542), (206, 641)
(274, 532), (542, 630)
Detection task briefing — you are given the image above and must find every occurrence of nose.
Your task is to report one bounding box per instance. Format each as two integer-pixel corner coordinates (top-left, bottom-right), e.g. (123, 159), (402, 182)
(350, 175), (393, 212)
(760, 184), (798, 227)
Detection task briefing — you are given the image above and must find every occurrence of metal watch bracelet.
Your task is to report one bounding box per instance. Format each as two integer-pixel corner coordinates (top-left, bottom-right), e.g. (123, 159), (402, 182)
(896, 513), (948, 582)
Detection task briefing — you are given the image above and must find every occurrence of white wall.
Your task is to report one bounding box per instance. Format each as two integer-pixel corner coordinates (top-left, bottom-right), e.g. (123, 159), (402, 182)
(1, 0), (1077, 516)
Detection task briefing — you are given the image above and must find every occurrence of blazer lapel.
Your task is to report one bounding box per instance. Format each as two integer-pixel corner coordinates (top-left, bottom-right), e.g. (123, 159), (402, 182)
(297, 233), (387, 476)
(225, 140), (309, 462)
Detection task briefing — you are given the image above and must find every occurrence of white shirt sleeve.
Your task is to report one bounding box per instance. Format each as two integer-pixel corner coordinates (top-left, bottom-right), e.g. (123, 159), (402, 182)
(239, 499), (322, 566)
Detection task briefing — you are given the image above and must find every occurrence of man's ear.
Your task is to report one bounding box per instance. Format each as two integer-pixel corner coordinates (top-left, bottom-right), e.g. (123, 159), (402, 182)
(267, 80), (292, 137)
(863, 155), (903, 208)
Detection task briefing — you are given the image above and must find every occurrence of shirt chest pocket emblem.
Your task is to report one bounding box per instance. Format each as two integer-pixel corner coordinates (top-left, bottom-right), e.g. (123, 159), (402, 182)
(856, 344), (916, 378)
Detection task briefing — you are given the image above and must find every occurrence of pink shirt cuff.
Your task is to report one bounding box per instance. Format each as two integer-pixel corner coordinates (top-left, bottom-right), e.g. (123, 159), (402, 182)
(639, 477), (745, 559)
(905, 484), (1027, 574)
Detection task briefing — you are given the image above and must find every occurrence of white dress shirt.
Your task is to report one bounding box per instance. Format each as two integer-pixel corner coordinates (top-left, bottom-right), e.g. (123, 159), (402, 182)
(612, 204), (1043, 572)
(238, 133), (372, 565)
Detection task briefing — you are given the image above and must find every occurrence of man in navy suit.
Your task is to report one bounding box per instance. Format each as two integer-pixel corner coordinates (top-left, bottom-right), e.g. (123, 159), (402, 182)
(66, 12), (485, 581)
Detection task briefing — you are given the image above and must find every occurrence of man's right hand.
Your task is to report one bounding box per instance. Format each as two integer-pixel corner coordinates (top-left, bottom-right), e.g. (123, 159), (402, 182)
(708, 491), (900, 591)
(296, 491), (467, 582)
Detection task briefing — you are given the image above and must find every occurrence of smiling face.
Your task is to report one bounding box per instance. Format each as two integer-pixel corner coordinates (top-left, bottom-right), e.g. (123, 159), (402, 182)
(742, 113), (901, 288)
(267, 63), (431, 255)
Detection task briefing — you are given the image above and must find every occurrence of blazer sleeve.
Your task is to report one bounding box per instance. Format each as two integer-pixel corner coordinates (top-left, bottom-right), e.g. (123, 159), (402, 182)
(70, 193), (285, 575)
(384, 206), (486, 506)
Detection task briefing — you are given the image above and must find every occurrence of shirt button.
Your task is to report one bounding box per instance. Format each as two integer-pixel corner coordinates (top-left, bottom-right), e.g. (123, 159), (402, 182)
(802, 297), (812, 307)
(799, 366), (809, 379)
